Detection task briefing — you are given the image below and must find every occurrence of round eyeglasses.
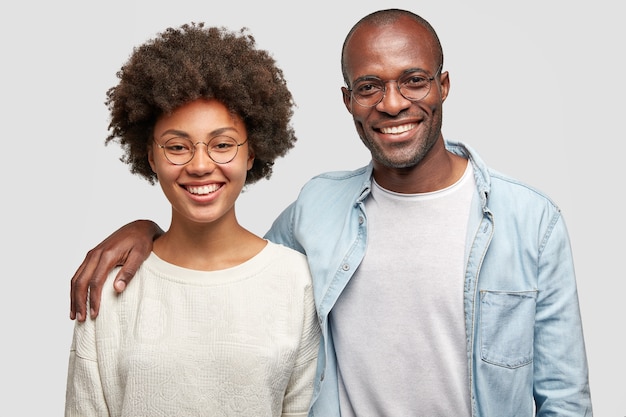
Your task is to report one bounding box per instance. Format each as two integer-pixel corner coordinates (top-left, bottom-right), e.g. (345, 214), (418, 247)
(155, 135), (248, 165)
(348, 66), (442, 107)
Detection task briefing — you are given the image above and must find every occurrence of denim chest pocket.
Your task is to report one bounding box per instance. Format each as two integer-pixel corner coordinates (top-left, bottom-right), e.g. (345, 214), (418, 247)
(479, 290), (538, 368)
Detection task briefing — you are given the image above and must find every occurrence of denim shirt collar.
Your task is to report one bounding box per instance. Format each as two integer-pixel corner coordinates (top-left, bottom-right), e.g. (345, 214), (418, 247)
(354, 139), (491, 209)
(355, 163), (373, 204)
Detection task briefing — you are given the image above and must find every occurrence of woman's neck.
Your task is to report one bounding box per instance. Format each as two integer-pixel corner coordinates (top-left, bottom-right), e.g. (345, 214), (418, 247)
(153, 215), (266, 271)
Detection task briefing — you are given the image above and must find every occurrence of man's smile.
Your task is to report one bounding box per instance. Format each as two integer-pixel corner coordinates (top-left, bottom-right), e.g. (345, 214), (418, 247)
(378, 123), (417, 135)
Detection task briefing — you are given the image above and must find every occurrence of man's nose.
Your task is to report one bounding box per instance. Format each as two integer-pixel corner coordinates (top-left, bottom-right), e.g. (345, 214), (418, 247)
(376, 81), (411, 115)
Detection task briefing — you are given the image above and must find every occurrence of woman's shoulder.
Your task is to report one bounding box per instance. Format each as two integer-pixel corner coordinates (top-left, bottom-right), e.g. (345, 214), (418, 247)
(262, 241), (312, 282)
(264, 241), (308, 264)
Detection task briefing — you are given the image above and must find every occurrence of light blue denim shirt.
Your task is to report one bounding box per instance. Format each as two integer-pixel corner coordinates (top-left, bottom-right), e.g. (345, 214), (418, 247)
(265, 140), (592, 416)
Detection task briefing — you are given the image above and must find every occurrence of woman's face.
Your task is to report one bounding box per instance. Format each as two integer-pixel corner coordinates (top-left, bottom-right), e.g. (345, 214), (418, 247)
(148, 98), (253, 227)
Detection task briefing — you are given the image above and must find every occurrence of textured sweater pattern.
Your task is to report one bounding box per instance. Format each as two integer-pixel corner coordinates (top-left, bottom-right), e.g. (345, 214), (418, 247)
(65, 242), (320, 417)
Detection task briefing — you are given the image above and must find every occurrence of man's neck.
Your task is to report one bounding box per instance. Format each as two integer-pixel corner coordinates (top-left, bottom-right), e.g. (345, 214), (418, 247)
(372, 145), (468, 194)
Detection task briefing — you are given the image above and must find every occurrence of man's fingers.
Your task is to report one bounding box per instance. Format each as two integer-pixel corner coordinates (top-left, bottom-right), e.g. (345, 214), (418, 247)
(112, 250), (144, 293)
(69, 220), (161, 321)
(87, 250), (131, 319)
(70, 264), (85, 320)
(70, 250), (101, 322)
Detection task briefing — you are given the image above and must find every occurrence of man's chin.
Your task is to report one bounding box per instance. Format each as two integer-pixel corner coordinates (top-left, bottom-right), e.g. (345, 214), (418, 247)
(373, 154), (422, 170)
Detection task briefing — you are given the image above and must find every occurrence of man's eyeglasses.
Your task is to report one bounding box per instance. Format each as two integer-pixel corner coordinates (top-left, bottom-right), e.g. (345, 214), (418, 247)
(348, 65), (442, 108)
(155, 135), (248, 165)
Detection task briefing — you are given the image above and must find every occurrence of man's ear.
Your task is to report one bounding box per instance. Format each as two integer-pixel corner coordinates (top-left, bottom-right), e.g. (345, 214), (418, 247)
(439, 70), (450, 103)
(341, 86), (353, 114)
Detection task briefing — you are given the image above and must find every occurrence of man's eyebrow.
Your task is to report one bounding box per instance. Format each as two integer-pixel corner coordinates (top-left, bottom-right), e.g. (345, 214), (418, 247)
(353, 67), (431, 83)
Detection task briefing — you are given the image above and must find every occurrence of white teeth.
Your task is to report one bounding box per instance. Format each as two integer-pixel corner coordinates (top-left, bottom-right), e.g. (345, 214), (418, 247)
(380, 123), (416, 134)
(187, 184), (220, 195)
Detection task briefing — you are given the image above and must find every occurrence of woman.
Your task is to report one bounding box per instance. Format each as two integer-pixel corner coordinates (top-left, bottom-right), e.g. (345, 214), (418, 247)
(65, 23), (319, 417)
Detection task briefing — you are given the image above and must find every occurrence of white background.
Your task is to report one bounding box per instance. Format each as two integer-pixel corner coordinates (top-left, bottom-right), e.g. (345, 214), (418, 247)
(1, 0), (623, 415)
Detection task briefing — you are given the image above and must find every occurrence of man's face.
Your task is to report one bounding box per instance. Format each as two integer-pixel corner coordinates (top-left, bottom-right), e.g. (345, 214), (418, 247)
(341, 17), (449, 170)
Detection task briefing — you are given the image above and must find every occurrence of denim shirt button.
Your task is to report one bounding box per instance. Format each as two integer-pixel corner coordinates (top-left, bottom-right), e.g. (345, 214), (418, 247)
(358, 215), (364, 225)
(341, 263), (350, 271)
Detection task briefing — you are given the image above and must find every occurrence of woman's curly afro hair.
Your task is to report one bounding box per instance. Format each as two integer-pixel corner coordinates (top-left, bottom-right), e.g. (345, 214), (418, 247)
(105, 22), (297, 185)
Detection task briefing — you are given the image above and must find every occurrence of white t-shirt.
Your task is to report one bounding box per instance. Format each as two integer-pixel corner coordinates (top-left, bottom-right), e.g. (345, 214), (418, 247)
(331, 164), (475, 416)
(66, 241), (320, 417)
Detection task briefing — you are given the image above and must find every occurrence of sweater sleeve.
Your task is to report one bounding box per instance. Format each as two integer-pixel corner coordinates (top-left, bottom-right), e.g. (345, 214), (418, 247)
(65, 314), (109, 417)
(281, 278), (321, 417)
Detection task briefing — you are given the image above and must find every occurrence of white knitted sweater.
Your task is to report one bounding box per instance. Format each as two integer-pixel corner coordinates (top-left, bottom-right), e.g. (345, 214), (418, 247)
(65, 241), (320, 417)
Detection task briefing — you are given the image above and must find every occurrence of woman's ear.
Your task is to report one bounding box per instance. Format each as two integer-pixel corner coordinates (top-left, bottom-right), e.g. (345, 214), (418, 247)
(247, 149), (255, 171)
(147, 144), (157, 173)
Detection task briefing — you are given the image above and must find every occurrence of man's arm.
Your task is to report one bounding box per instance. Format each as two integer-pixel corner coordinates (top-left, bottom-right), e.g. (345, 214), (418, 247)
(533, 215), (592, 415)
(264, 201), (304, 254)
(70, 220), (164, 322)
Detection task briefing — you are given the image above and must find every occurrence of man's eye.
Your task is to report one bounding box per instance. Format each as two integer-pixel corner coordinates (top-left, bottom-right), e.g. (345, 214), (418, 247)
(356, 82), (382, 96)
(404, 75), (428, 87)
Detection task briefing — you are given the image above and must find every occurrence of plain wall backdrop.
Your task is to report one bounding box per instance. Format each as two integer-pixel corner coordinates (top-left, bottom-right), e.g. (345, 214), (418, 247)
(1, 0), (623, 415)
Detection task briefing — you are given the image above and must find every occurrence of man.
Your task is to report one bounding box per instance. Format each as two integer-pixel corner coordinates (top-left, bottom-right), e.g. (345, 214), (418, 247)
(70, 9), (592, 416)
